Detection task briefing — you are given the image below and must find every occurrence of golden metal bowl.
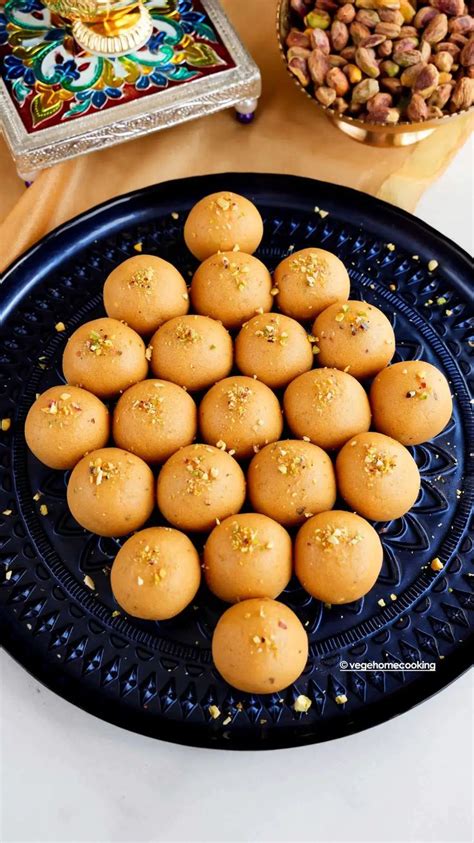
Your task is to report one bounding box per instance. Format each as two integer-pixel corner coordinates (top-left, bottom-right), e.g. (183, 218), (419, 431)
(276, 0), (472, 147)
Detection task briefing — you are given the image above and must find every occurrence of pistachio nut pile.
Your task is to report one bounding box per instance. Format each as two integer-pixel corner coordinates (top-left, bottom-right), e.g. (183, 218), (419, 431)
(285, 0), (474, 124)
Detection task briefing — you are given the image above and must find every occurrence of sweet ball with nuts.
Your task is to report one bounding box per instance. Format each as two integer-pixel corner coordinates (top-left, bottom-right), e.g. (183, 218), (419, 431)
(113, 379), (197, 464)
(103, 254), (189, 335)
(25, 385), (110, 470)
(191, 251), (273, 329)
(149, 315), (233, 392)
(67, 447), (155, 537)
(370, 359), (453, 445)
(111, 527), (201, 621)
(184, 191), (263, 260)
(62, 317), (148, 399)
(336, 432), (421, 522)
(295, 510), (384, 604)
(235, 312), (313, 388)
(156, 444), (246, 533)
(211, 598), (309, 694)
(203, 513), (292, 603)
(273, 247), (350, 320)
(199, 376), (283, 459)
(312, 300), (395, 380)
(283, 367), (371, 450)
(247, 439), (337, 527)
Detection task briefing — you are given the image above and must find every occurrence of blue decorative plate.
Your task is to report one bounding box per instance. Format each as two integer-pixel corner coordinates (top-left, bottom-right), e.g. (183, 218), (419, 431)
(1, 174), (472, 750)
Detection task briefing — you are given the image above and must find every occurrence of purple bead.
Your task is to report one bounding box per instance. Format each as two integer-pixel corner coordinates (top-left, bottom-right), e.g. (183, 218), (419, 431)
(235, 111), (255, 124)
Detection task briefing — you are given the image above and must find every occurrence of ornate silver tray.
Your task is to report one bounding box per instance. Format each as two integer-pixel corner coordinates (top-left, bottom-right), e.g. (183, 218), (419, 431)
(0, 0), (261, 179)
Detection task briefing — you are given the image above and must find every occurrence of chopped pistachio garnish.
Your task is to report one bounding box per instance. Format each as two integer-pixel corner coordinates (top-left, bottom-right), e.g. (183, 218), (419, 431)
(313, 524), (363, 551)
(293, 694), (312, 713)
(335, 304), (370, 334)
(406, 371), (432, 401)
(249, 633), (278, 655)
(208, 195), (241, 232)
(131, 392), (164, 424)
(128, 266), (155, 292)
(41, 394), (82, 420)
(89, 458), (119, 485)
(208, 704), (221, 719)
(226, 383), (253, 417)
(84, 329), (116, 356)
(221, 255), (251, 291)
(289, 251), (328, 288)
(314, 375), (340, 410)
(275, 446), (306, 476)
(230, 522), (262, 554)
(364, 444), (397, 476)
(185, 454), (218, 495)
(134, 544), (167, 585)
(216, 196), (231, 211)
(254, 317), (289, 346)
(175, 322), (201, 344)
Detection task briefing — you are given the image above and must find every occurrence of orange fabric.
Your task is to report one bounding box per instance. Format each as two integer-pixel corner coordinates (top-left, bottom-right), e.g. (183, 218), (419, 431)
(0, 0), (472, 272)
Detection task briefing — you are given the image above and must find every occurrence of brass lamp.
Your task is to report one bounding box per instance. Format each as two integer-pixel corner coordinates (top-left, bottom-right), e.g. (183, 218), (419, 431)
(43, 0), (154, 56)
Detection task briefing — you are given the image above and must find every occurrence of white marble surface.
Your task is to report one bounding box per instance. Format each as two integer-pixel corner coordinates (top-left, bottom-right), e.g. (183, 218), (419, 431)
(1, 139), (473, 843)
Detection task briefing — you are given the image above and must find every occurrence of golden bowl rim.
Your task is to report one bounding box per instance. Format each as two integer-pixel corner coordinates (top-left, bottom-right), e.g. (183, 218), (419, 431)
(276, 0), (474, 135)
